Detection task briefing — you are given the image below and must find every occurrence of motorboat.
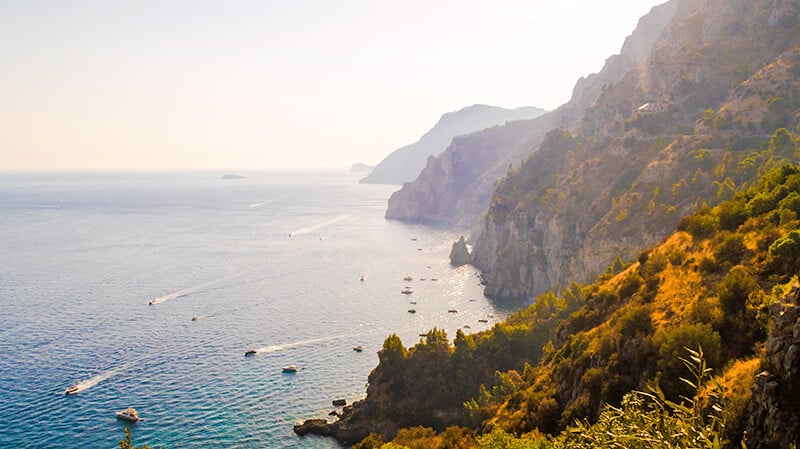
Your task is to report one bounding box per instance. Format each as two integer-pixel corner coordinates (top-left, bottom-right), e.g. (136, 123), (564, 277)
(403, 276), (413, 281)
(353, 345), (364, 352)
(64, 385), (79, 395)
(478, 319), (489, 323)
(401, 287), (413, 294)
(282, 365), (298, 373)
(360, 275), (365, 282)
(244, 350), (257, 356)
(448, 309), (458, 313)
(192, 315), (200, 321)
(116, 408), (140, 422)
(407, 309), (417, 314)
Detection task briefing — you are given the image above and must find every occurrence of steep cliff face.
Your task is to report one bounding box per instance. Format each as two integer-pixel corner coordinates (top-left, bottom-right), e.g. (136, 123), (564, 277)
(747, 286), (800, 448)
(385, 118), (552, 224)
(385, 1), (679, 226)
(360, 104), (545, 186)
(475, 0), (800, 300)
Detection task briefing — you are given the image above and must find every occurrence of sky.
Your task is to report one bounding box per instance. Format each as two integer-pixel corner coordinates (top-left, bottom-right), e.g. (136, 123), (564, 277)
(0, 0), (667, 171)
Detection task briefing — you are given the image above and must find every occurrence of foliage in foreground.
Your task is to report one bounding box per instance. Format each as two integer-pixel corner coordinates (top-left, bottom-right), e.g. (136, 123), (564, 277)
(362, 347), (731, 449)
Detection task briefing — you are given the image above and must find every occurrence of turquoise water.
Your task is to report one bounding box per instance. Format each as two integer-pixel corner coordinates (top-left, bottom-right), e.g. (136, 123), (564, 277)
(0, 171), (514, 448)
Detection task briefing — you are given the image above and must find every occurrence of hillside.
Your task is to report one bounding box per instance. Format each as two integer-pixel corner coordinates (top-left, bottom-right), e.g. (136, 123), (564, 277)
(472, 0), (800, 300)
(384, 1), (679, 225)
(300, 156), (800, 449)
(295, 1), (800, 448)
(360, 104), (545, 186)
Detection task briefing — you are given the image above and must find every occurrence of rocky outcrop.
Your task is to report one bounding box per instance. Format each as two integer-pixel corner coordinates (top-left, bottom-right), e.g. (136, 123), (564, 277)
(449, 235), (472, 266)
(361, 104), (545, 186)
(746, 286), (800, 448)
(385, 118), (549, 225)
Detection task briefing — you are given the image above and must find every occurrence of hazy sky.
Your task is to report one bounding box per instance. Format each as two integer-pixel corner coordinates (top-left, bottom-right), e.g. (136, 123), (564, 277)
(1, 0), (666, 171)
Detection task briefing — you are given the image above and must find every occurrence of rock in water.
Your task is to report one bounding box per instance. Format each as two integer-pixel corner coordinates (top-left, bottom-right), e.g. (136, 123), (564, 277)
(449, 235), (472, 266)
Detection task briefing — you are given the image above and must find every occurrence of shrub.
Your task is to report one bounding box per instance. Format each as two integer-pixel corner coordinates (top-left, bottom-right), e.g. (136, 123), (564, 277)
(717, 266), (758, 316)
(656, 324), (722, 399)
(713, 232), (746, 266)
(698, 256), (720, 274)
(769, 229), (800, 274)
(618, 272), (643, 299)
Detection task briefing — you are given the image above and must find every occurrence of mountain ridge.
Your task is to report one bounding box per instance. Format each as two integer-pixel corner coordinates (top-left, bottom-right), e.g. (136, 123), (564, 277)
(360, 104), (545, 186)
(384, 0), (679, 226)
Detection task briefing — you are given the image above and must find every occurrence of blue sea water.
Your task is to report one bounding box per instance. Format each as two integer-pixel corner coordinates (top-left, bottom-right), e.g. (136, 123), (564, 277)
(0, 171), (516, 448)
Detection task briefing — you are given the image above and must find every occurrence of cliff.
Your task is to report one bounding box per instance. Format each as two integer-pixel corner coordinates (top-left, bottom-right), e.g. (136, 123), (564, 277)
(384, 1), (679, 226)
(474, 0), (800, 300)
(747, 286), (800, 448)
(300, 162), (800, 448)
(360, 104), (545, 186)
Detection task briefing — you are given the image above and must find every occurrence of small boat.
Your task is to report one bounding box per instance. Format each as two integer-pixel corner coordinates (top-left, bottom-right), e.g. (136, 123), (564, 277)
(410, 238), (418, 241)
(469, 299), (477, 302)
(403, 276), (413, 281)
(116, 408), (140, 422)
(192, 315), (200, 321)
(488, 314), (494, 318)
(448, 309), (458, 313)
(360, 275), (365, 282)
(401, 287), (413, 294)
(148, 300), (155, 306)
(410, 301), (417, 305)
(420, 278), (426, 281)
(430, 278), (438, 281)
(463, 325), (471, 329)
(407, 309), (417, 313)
(244, 350), (257, 356)
(282, 365), (298, 373)
(419, 333), (427, 337)
(478, 319), (489, 323)
(65, 385), (79, 395)
(353, 345), (363, 352)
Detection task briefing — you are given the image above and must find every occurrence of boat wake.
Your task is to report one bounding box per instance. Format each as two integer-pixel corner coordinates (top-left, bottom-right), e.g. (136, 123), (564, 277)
(253, 335), (343, 354)
(69, 369), (118, 393)
(148, 271), (250, 305)
(289, 214), (350, 237)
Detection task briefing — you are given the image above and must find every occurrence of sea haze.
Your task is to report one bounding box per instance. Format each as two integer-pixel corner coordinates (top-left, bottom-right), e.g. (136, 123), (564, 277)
(0, 171), (513, 448)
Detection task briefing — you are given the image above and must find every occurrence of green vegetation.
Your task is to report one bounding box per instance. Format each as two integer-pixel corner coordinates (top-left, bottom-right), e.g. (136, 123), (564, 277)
(119, 428), (156, 449)
(351, 162), (800, 448)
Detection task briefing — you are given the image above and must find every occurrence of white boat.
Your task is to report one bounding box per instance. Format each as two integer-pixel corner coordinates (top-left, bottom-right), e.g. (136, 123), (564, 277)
(64, 385), (79, 395)
(353, 345), (364, 352)
(116, 408), (140, 422)
(282, 365), (298, 373)
(192, 315), (200, 321)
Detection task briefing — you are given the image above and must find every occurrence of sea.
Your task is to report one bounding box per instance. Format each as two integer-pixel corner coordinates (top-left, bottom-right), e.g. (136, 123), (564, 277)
(0, 171), (518, 448)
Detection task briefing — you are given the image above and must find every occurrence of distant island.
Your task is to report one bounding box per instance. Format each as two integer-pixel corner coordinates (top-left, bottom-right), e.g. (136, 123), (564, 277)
(222, 174), (247, 180)
(350, 163), (374, 173)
